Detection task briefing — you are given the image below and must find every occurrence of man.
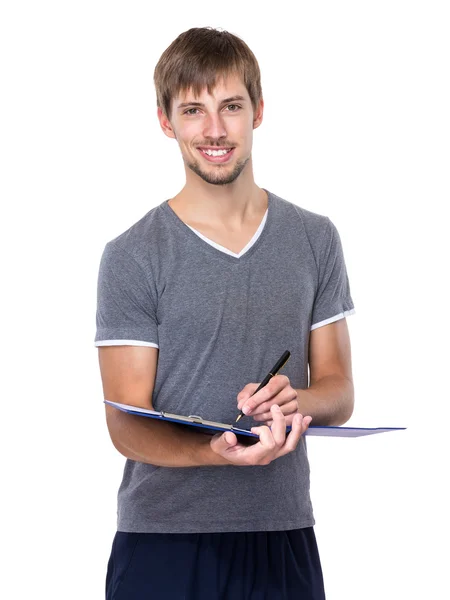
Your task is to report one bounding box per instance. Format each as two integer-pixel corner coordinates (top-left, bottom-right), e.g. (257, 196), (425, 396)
(95, 26), (355, 600)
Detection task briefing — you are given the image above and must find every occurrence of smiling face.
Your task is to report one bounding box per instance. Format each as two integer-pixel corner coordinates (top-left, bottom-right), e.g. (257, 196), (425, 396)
(158, 73), (264, 186)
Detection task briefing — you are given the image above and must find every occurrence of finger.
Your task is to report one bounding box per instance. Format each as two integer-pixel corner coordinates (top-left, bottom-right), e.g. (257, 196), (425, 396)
(278, 414), (312, 456)
(262, 410), (299, 427)
(236, 383), (261, 410)
(250, 424), (277, 453)
(253, 400), (299, 422)
(276, 413), (303, 455)
(247, 424), (278, 464)
(284, 410), (301, 426)
(264, 412), (308, 428)
(210, 430), (237, 454)
(268, 404), (288, 447)
(250, 389), (297, 416)
(239, 375), (290, 415)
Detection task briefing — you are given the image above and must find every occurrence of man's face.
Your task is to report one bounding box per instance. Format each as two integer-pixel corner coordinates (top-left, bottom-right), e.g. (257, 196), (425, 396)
(159, 73), (263, 186)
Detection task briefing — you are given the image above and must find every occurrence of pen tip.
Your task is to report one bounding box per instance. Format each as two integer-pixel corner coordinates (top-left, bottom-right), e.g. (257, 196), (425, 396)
(235, 413), (242, 423)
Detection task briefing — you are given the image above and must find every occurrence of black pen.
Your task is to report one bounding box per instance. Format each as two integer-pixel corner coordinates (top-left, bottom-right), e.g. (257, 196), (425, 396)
(235, 350), (291, 423)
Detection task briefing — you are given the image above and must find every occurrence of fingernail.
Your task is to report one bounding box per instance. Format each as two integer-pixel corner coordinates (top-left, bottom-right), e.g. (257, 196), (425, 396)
(242, 405), (250, 415)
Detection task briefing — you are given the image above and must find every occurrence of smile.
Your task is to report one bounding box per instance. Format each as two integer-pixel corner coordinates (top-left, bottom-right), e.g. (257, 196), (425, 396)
(197, 147), (235, 163)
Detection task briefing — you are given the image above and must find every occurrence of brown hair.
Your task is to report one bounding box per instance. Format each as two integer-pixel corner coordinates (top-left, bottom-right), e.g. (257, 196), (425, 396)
(154, 27), (263, 120)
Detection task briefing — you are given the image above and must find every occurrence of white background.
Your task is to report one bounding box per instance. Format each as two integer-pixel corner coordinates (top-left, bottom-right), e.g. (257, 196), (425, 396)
(1, 1), (449, 598)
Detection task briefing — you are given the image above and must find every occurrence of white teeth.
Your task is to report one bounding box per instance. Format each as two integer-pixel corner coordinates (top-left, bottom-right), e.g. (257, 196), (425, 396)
(201, 148), (231, 157)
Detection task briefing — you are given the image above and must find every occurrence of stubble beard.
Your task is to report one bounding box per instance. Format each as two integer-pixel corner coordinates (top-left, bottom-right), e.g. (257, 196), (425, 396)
(185, 152), (251, 186)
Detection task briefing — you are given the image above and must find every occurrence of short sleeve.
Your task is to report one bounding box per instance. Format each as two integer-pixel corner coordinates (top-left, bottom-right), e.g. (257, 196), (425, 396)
(94, 242), (159, 347)
(311, 218), (355, 330)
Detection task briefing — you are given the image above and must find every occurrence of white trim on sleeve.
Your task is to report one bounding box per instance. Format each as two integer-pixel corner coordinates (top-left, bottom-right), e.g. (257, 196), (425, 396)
(94, 340), (159, 348)
(310, 308), (356, 331)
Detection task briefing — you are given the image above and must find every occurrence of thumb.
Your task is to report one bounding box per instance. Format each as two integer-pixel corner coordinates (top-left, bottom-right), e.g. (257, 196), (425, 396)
(224, 431), (237, 446)
(212, 430), (237, 451)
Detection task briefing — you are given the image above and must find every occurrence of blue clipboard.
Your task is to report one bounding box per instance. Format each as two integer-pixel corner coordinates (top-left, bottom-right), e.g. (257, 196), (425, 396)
(104, 400), (406, 438)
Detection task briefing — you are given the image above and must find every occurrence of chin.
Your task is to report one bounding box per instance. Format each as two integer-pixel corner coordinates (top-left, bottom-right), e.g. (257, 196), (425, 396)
(188, 157), (250, 186)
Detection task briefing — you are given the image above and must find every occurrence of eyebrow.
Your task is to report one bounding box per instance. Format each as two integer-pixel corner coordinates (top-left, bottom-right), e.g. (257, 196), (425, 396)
(177, 95), (247, 109)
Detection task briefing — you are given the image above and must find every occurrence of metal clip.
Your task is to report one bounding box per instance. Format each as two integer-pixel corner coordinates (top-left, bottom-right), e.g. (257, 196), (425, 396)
(188, 414), (203, 423)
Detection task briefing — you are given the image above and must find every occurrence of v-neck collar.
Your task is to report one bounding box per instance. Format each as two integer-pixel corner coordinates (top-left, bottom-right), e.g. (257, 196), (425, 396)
(160, 188), (274, 264)
(185, 207), (268, 258)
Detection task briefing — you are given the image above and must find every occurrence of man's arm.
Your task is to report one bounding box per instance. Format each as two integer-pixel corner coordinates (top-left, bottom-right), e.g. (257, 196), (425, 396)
(99, 346), (229, 467)
(296, 318), (354, 426)
(99, 346), (310, 467)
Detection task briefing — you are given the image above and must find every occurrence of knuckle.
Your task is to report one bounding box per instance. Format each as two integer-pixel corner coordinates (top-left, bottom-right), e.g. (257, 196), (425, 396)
(264, 380), (276, 397)
(261, 401), (273, 414)
(277, 374), (290, 386)
(288, 401), (298, 413)
(267, 439), (277, 451)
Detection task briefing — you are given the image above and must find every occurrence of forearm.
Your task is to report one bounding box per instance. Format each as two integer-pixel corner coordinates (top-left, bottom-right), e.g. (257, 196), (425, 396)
(296, 375), (354, 426)
(107, 408), (230, 467)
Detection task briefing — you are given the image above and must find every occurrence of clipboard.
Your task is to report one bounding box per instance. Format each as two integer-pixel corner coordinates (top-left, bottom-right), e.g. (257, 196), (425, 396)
(104, 400), (406, 438)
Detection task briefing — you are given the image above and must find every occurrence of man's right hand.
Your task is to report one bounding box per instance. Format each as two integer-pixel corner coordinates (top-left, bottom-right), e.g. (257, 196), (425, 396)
(210, 404), (312, 466)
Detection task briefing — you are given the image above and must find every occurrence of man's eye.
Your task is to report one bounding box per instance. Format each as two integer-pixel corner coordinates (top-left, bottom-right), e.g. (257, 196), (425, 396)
(183, 105), (242, 116)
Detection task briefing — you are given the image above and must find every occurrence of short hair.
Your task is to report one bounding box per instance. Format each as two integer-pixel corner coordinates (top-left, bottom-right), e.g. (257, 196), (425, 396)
(154, 27), (263, 120)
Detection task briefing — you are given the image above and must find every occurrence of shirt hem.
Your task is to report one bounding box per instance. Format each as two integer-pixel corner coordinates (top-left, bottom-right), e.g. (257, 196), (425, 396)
(116, 517), (316, 534)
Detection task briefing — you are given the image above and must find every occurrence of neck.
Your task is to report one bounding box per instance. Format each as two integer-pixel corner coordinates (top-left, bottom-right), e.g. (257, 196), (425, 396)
(171, 163), (267, 229)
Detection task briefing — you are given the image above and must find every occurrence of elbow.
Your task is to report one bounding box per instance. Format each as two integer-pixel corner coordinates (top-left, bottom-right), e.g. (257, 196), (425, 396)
(337, 380), (354, 425)
(107, 426), (140, 462)
(106, 421), (127, 458)
(109, 430), (128, 458)
(336, 403), (354, 426)
(105, 406), (130, 459)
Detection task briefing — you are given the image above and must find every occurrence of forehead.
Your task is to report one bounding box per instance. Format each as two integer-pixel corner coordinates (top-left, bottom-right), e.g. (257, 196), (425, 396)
(175, 73), (249, 103)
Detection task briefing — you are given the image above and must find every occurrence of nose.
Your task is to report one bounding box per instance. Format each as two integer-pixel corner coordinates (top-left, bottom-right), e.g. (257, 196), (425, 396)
(203, 112), (227, 141)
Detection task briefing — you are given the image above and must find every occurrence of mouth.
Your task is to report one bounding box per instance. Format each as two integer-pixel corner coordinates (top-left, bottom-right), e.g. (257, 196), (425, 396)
(196, 147), (235, 164)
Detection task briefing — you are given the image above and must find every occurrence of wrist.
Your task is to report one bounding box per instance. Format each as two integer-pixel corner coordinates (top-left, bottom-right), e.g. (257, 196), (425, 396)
(198, 434), (230, 466)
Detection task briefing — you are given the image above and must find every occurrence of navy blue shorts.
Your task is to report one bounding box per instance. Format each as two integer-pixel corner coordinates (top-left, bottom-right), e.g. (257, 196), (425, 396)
(106, 528), (326, 599)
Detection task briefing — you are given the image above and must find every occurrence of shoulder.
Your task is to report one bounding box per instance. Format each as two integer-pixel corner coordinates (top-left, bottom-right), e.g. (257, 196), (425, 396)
(268, 189), (332, 246)
(102, 202), (168, 264)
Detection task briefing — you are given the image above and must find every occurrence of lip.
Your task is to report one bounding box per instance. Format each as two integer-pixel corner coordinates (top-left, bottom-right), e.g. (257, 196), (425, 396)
(197, 147), (235, 163)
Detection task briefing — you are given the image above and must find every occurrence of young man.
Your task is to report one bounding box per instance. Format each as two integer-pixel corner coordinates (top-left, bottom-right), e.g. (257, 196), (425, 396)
(95, 27), (355, 600)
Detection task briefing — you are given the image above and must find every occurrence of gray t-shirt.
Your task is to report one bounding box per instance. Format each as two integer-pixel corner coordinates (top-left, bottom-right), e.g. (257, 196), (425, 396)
(94, 188), (355, 533)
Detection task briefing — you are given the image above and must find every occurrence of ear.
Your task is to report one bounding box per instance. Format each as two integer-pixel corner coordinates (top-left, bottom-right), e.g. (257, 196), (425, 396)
(253, 98), (264, 130)
(157, 106), (177, 139)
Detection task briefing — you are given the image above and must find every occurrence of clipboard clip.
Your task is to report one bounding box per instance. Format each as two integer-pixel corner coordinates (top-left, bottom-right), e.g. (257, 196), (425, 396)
(188, 414), (203, 424)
